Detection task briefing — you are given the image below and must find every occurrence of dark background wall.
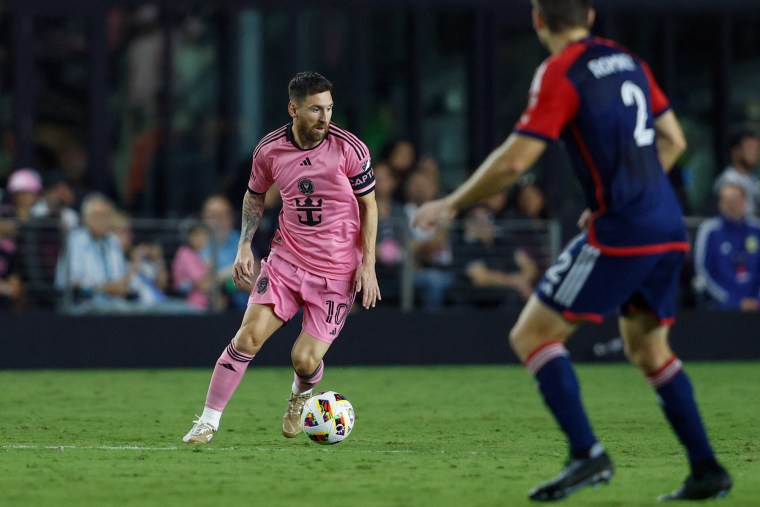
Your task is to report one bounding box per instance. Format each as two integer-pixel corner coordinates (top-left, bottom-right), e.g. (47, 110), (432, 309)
(2, 308), (758, 369)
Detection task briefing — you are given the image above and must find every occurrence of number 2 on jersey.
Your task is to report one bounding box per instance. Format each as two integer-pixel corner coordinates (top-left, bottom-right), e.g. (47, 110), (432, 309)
(621, 81), (654, 147)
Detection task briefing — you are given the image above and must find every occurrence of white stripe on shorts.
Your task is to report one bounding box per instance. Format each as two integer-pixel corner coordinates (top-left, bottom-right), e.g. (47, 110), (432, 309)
(553, 244), (600, 307)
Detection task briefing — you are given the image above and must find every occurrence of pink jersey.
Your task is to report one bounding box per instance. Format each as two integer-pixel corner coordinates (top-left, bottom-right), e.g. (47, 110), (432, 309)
(248, 123), (375, 280)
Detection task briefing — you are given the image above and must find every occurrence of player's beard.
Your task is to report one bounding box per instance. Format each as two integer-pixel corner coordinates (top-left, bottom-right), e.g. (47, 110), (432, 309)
(297, 122), (329, 144)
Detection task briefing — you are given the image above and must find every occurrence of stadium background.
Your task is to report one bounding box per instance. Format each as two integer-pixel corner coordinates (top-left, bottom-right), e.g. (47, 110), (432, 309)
(1, 0), (760, 367)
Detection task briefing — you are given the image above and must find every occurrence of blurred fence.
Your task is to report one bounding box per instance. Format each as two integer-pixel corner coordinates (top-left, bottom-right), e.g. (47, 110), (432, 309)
(11, 216), (572, 313)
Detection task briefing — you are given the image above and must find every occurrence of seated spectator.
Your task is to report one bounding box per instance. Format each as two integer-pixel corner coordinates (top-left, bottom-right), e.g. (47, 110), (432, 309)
(374, 162), (406, 302)
(459, 201), (539, 304)
(55, 193), (134, 313)
(112, 211), (170, 307)
(713, 130), (760, 215)
(404, 170), (454, 309)
(30, 170), (79, 231)
(2, 168), (43, 224)
(693, 177), (760, 311)
(172, 220), (214, 311)
(200, 194), (252, 311)
(380, 137), (417, 203)
(0, 218), (24, 311)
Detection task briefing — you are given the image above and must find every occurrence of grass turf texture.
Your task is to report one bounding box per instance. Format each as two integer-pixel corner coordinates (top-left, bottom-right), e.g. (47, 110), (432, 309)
(1, 363), (758, 506)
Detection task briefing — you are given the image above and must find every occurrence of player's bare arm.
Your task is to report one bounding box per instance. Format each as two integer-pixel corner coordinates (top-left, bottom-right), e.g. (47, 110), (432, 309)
(233, 190), (265, 290)
(413, 134), (547, 231)
(654, 109), (687, 173)
(355, 191), (381, 309)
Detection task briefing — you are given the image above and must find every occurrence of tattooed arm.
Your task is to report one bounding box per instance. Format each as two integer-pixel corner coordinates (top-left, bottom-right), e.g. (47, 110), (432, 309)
(232, 190), (265, 290)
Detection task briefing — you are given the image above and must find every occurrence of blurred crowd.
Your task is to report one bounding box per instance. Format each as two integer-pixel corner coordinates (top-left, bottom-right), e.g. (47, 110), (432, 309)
(1, 130), (759, 315)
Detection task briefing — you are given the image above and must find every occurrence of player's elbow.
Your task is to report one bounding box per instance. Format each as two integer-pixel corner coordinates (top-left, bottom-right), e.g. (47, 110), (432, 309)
(672, 133), (687, 159)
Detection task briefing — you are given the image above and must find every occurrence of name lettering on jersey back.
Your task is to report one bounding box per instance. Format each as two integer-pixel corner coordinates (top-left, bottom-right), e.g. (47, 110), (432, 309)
(587, 54), (635, 79)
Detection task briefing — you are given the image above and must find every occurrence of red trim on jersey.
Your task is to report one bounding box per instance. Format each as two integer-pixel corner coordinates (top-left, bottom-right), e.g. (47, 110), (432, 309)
(561, 310), (605, 324)
(623, 302), (676, 326)
(587, 222), (690, 256)
(569, 124), (607, 213)
(514, 43), (584, 141)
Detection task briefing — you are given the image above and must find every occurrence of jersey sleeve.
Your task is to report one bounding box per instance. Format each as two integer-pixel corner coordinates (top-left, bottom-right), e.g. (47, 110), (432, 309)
(641, 61), (670, 117)
(247, 146), (274, 195)
(345, 140), (375, 197)
(514, 59), (580, 141)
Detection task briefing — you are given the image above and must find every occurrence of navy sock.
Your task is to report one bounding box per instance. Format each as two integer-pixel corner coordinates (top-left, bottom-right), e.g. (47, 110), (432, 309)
(528, 343), (598, 459)
(649, 359), (716, 477)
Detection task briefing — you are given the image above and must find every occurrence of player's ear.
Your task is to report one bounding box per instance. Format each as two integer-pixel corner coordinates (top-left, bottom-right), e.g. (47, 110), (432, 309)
(288, 100), (297, 118)
(587, 8), (596, 29)
(532, 8), (544, 32)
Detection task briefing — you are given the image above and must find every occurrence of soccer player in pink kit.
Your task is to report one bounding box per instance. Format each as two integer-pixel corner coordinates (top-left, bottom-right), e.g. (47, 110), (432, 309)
(183, 71), (380, 443)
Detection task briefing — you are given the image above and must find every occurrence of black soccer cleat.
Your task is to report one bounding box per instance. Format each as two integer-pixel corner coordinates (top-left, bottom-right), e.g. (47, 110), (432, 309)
(529, 452), (614, 502)
(657, 465), (732, 502)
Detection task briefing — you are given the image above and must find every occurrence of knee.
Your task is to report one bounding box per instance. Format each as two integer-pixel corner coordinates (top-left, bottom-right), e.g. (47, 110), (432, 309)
(624, 341), (672, 373)
(291, 352), (320, 377)
(508, 326), (534, 362)
(233, 323), (269, 355)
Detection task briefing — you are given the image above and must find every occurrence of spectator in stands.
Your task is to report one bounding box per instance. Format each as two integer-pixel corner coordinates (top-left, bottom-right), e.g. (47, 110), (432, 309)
(713, 130), (760, 215)
(172, 220), (214, 311)
(404, 170), (453, 309)
(0, 217), (24, 311)
(459, 193), (539, 303)
(200, 194), (251, 311)
(55, 192), (135, 313)
(30, 170), (79, 231)
(374, 161), (407, 302)
(112, 211), (172, 307)
(380, 137), (417, 202)
(2, 168), (43, 223)
(693, 177), (760, 311)
(509, 175), (551, 221)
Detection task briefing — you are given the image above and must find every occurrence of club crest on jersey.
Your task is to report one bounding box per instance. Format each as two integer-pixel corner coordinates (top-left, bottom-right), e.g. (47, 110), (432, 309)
(298, 178), (315, 195)
(295, 197), (323, 226)
(256, 276), (269, 294)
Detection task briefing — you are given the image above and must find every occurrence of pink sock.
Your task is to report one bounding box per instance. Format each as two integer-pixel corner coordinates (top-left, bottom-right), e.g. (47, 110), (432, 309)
(293, 360), (324, 394)
(205, 341), (254, 412)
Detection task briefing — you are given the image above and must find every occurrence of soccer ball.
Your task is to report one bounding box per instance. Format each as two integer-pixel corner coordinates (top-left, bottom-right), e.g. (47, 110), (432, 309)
(301, 391), (355, 444)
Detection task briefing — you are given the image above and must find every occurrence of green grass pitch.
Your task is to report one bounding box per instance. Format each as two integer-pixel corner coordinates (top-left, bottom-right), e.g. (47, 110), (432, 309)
(1, 363), (758, 506)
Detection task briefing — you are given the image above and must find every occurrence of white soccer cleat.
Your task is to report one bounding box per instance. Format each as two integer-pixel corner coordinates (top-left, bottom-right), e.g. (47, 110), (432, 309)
(183, 417), (216, 444)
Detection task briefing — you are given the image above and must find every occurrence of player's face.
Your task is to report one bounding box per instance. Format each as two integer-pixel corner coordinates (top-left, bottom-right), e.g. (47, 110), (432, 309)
(291, 91), (333, 146)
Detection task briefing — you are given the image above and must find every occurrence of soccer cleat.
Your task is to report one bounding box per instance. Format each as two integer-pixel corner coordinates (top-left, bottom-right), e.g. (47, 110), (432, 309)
(529, 452), (614, 502)
(282, 392), (310, 438)
(657, 465), (732, 502)
(182, 417), (216, 444)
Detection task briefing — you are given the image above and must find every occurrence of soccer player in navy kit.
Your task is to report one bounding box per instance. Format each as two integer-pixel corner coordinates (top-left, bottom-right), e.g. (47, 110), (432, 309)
(414, 0), (732, 502)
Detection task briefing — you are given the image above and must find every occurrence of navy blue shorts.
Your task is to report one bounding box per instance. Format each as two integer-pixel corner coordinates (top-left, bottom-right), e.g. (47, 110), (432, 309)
(535, 233), (684, 324)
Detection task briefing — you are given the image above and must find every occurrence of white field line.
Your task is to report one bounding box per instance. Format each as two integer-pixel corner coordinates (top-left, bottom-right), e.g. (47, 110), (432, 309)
(1, 444), (424, 453)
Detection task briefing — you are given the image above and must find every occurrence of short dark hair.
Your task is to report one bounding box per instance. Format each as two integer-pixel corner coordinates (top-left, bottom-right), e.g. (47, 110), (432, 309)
(532, 0), (592, 33)
(288, 71), (333, 102)
(727, 129), (759, 152)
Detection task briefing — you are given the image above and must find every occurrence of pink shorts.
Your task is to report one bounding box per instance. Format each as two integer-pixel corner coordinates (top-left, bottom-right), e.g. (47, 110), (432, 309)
(249, 254), (356, 343)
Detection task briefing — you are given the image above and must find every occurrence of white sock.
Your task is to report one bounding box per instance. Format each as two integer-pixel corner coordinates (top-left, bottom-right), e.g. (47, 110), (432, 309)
(200, 407), (222, 430)
(291, 382), (313, 396)
(588, 442), (605, 458)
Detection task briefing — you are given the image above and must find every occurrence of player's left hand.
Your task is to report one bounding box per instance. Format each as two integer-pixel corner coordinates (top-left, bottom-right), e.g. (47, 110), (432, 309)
(412, 198), (456, 232)
(354, 263), (381, 309)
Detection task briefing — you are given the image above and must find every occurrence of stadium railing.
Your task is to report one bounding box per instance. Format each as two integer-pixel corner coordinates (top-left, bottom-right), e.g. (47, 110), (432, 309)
(15, 216), (711, 314)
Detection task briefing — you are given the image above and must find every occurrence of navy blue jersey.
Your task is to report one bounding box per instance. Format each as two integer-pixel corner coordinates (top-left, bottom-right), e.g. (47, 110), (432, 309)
(515, 36), (688, 256)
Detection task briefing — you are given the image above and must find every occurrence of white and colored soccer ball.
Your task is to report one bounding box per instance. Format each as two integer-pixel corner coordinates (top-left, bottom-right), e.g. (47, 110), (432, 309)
(301, 391), (355, 444)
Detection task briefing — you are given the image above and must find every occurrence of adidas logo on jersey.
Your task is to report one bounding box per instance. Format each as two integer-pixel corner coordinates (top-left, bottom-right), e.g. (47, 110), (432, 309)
(299, 157), (312, 166)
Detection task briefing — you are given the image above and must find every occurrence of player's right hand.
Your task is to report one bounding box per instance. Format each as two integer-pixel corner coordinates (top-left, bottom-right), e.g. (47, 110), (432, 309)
(412, 198), (456, 232)
(232, 247), (255, 292)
